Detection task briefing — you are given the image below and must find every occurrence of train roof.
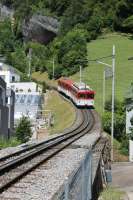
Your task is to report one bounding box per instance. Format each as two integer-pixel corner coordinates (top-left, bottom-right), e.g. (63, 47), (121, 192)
(73, 82), (90, 90)
(58, 78), (74, 85)
(58, 78), (94, 93)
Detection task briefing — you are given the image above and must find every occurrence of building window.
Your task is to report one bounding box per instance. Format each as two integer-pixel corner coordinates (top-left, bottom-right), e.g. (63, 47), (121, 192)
(12, 76), (15, 82)
(28, 88), (31, 92)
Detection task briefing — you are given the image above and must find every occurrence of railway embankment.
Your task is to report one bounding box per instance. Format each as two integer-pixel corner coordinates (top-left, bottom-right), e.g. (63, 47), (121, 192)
(0, 110), (111, 200)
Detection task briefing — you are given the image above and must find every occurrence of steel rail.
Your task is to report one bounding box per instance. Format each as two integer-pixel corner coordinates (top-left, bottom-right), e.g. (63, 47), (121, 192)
(0, 109), (82, 165)
(0, 109), (88, 174)
(0, 109), (94, 193)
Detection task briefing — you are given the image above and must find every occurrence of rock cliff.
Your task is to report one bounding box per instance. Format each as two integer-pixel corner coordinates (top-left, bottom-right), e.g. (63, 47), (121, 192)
(22, 14), (60, 44)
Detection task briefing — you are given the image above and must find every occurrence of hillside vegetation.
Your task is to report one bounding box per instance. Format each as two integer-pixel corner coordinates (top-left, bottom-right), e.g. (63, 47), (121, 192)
(0, 0), (132, 79)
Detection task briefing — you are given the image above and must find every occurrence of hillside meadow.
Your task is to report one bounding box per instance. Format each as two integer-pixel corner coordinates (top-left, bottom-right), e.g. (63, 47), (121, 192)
(71, 33), (133, 113)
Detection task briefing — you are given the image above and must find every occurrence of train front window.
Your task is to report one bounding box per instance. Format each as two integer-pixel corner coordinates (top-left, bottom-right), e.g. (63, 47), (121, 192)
(79, 93), (94, 99)
(79, 94), (86, 98)
(86, 94), (94, 99)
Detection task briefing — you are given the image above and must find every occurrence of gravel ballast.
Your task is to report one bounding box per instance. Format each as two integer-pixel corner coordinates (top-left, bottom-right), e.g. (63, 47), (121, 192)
(0, 148), (88, 200)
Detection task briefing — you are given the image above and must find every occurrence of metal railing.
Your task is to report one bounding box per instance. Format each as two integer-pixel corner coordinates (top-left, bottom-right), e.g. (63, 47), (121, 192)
(54, 151), (92, 200)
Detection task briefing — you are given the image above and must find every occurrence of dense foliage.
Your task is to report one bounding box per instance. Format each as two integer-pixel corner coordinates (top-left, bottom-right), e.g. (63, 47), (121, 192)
(103, 98), (126, 141)
(16, 116), (32, 143)
(102, 98), (129, 155)
(0, 0), (132, 77)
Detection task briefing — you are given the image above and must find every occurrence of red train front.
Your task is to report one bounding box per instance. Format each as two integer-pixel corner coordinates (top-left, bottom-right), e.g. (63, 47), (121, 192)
(58, 78), (95, 107)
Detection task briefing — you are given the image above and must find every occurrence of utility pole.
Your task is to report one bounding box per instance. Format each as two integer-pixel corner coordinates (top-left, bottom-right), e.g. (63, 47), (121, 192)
(28, 48), (32, 79)
(103, 70), (105, 113)
(77, 47), (116, 161)
(111, 45), (115, 162)
(11, 15), (15, 34)
(80, 65), (82, 83)
(53, 58), (55, 79)
(96, 45), (115, 161)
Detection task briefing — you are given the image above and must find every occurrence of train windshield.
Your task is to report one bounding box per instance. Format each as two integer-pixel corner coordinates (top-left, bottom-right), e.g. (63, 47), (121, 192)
(79, 93), (94, 99)
(86, 93), (94, 99)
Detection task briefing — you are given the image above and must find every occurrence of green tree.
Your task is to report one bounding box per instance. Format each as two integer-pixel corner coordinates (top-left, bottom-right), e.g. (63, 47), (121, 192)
(60, 0), (91, 34)
(16, 116), (32, 143)
(57, 28), (87, 76)
(44, 0), (70, 16)
(123, 15), (133, 32)
(114, 0), (133, 32)
(11, 47), (28, 73)
(87, 14), (103, 40)
(105, 98), (125, 114)
(25, 42), (49, 72)
(102, 111), (125, 141)
(0, 19), (15, 57)
(103, 99), (126, 141)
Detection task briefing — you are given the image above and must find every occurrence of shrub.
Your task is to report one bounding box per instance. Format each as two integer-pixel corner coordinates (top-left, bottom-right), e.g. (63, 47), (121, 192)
(16, 116), (32, 143)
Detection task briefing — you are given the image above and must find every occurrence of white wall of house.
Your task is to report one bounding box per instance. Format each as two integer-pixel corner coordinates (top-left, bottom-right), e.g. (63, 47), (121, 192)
(10, 82), (42, 93)
(0, 71), (20, 86)
(126, 106), (133, 134)
(0, 62), (20, 86)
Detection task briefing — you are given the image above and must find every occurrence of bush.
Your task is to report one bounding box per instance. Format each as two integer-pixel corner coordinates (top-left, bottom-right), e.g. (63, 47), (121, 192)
(16, 116), (32, 143)
(57, 28), (87, 76)
(103, 99), (126, 141)
(120, 135), (129, 155)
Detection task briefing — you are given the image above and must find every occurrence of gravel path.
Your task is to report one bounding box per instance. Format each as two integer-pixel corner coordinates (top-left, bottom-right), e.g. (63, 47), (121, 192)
(112, 162), (133, 200)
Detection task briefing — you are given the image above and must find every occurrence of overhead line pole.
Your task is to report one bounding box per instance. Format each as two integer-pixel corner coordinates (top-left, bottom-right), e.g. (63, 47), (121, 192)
(28, 48), (32, 79)
(111, 45), (115, 162)
(53, 58), (55, 80)
(103, 70), (105, 113)
(80, 65), (82, 83)
(77, 46), (116, 162)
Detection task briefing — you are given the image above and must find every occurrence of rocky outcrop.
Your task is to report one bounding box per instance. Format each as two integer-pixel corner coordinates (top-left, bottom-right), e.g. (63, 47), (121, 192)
(22, 14), (60, 44)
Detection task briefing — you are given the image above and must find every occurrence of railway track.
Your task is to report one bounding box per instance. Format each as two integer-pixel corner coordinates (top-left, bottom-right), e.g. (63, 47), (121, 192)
(0, 109), (95, 194)
(0, 109), (81, 166)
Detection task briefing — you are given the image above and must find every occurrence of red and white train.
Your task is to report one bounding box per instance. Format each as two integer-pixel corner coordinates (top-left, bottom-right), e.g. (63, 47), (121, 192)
(58, 78), (95, 107)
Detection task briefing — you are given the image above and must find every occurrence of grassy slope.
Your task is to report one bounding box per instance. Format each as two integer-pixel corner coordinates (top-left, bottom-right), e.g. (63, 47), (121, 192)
(71, 33), (133, 113)
(32, 72), (57, 87)
(113, 136), (128, 161)
(0, 137), (20, 148)
(45, 91), (75, 134)
(32, 73), (75, 134)
(99, 186), (125, 200)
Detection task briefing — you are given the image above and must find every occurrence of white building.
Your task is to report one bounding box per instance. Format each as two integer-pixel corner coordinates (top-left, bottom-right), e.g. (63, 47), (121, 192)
(0, 62), (20, 86)
(0, 63), (42, 93)
(126, 106), (133, 134)
(0, 62), (43, 125)
(10, 82), (42, 93)
(14, 92), (43, 124)
(126, 83), (133, 134)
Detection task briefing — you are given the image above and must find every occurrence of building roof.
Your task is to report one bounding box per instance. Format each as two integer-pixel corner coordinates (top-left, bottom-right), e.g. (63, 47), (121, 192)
(0, 63), (21, 75)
